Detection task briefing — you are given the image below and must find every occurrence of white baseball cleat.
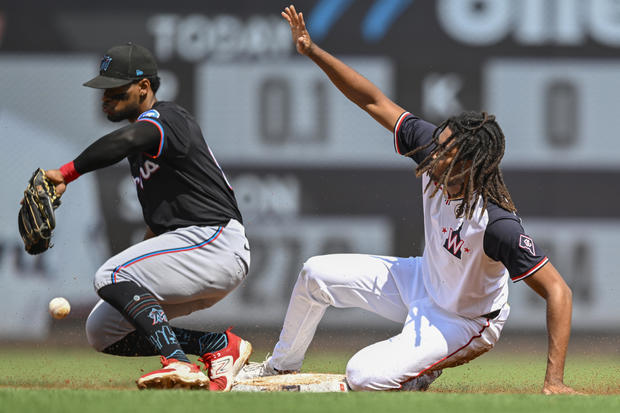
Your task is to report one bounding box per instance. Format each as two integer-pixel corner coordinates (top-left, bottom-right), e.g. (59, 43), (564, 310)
(234, 356), (299, 382)
(400, 369), (443, 391)
(136, 356), (209, 390)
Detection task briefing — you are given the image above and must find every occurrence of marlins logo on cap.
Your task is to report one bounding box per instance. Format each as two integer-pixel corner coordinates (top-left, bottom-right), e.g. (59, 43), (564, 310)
(100, 55), (112, 72)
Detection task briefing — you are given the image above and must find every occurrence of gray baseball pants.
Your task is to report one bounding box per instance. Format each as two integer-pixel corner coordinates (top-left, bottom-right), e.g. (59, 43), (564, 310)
(85, 219), (249, 351)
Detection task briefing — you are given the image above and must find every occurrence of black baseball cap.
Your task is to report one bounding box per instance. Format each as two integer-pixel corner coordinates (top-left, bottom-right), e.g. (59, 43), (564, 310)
(83, 42), (158, 89)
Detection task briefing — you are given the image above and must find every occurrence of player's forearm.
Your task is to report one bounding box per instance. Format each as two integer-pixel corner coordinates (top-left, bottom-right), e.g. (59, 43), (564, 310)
(543, 281), (573, 385)
(73, 132), (138, 174)
(306, 45), (394, 130)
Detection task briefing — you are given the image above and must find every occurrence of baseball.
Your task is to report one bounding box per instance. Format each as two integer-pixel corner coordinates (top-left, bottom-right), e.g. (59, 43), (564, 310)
(48, 297), (71, 319)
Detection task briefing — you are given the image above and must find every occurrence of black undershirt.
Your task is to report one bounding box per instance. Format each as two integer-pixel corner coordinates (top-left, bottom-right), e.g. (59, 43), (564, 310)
(73, 121), (160, 174)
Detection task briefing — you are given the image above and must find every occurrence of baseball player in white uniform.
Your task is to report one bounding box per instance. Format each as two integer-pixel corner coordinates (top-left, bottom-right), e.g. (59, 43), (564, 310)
(236, 6), (577, 395)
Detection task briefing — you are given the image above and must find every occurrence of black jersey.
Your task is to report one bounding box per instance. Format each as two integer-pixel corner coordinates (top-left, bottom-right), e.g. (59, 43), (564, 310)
(129, 101), (242, 234)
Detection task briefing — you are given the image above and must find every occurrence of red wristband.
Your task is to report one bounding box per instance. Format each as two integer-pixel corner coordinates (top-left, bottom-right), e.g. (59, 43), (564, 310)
(59, 161), (80, 184)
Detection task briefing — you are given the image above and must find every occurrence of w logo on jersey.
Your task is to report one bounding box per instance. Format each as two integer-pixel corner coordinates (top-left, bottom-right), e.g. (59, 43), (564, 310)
(148, 308), (168, 325)
(443, 224), (465, 259)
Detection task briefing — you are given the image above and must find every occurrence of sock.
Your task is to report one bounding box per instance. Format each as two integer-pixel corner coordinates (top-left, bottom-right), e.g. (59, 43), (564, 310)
(102, 331), (157, 356)
(103, 329), (227, 357)
(98, 281), (190, 363)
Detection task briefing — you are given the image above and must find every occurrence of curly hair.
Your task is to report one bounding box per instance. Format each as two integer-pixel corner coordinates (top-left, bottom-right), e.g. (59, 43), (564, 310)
(406, 111), (516, 219)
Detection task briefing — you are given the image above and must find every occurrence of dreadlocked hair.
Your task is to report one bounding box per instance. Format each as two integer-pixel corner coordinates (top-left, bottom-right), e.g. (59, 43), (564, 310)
(405, 111), (516, 219)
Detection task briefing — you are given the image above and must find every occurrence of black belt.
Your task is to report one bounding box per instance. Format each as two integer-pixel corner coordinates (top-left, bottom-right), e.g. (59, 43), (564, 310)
(481, 309), (500, 320)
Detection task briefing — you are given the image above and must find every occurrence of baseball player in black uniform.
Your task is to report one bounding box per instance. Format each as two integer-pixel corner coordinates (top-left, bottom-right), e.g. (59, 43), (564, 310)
(237, 6), (577, 395)
(45, 43), (251, 391)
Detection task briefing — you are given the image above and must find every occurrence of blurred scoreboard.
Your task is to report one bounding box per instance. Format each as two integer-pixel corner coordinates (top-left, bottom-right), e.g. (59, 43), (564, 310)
(196, 59), (408, 167)
(1, 0), (619, 338)
(486, 59), (620, 168)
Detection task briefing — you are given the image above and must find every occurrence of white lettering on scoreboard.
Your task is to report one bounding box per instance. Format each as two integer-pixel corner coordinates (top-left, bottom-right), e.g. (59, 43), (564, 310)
(147, 14), (291, 61)
(438, 0), (620, 47)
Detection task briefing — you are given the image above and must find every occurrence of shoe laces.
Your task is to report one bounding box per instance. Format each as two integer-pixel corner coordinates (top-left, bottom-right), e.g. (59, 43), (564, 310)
(160, 356), (176, 367)
(197, 349), (223, 369)
(252, 352), (271, 367)
(243, 358), (271, 374)
(242, 363), (264, 373)
(197, 354), (214, 366)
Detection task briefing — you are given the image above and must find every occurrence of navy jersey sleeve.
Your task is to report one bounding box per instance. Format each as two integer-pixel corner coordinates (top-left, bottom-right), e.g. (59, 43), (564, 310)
(137, 105), (191, 159)
(483, 215), (549, 282)
(393, 112), (437, 165)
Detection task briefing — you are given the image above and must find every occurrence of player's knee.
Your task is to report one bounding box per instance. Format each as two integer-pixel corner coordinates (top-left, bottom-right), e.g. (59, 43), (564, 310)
(345, 361), (374, 391)
(300, 256), (330, 285)
(346, 350), (389, 391)
(93, 252), (137, 291)
(85, 312), (107, 352)
(93, 263), (113, 292)
(299, 256), (333, 303)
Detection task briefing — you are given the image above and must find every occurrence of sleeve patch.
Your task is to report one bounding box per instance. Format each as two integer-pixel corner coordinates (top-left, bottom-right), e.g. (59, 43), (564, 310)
(518, 234), (536, 256)
(138, 109), (161, 120)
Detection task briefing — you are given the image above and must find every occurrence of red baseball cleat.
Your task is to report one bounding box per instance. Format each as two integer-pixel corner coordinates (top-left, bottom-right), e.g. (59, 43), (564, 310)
(199, 328), (253, 391)
(136, 356), (209, 390)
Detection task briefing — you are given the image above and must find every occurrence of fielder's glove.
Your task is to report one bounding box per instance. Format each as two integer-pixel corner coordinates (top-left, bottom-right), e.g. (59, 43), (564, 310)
(18, 168), (62, 255)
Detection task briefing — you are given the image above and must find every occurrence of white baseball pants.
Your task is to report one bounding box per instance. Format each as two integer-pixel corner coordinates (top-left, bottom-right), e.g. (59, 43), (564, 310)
(269, 254), (509, 391)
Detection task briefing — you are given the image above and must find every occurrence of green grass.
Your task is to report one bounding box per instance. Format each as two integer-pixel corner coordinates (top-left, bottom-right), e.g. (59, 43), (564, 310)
(2, 389), (619, 413)
(0, 347), (618, 413)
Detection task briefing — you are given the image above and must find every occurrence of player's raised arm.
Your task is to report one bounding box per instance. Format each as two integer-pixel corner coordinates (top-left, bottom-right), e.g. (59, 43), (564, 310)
(523, 263), (578, 395)
(281, 5), (405, 131)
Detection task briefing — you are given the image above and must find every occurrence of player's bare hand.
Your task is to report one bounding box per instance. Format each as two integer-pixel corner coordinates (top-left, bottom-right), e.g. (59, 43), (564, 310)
(281, 5), (313, 55)
(542, 382), (581, 395)
(45, 169), (67, 197)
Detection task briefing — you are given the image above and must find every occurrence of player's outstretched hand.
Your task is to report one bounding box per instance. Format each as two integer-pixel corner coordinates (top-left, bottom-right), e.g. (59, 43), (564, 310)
(45, 169), (67, 197)
(542, 382), (581, 395)
(281, 5), (313, 55)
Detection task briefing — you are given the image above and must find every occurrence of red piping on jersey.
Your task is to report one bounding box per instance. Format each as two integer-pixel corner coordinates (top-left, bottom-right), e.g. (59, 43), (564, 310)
(511, 256), (549, 282)
(393, 112), (411, 155)
(399, 319), (491, 389)
(138, 118), (165, 159)
(59, 161), (80, 184)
